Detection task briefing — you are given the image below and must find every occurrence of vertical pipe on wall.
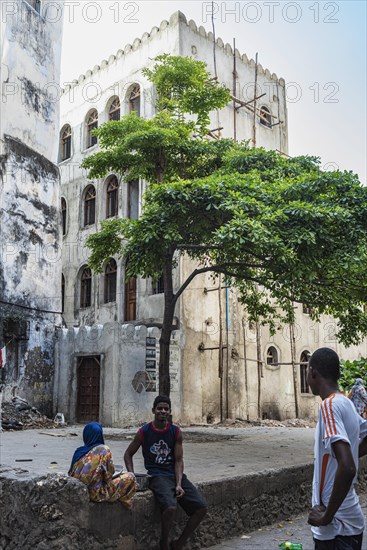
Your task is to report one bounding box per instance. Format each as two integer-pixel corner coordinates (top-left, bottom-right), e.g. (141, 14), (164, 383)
(256, 321), (262, 419)
(218, 279), (223, 422)
(233, 38), (237, 142)
(242, 317), (249, 421)
(290, 321), (299, 418)
(252, 52), (258, 148)
(225, 280), (230, 419)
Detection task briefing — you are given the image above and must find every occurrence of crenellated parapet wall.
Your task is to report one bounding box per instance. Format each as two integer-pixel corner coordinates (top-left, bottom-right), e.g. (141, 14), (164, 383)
(61, 11), (285, 97)
(54, 323), (181, 426)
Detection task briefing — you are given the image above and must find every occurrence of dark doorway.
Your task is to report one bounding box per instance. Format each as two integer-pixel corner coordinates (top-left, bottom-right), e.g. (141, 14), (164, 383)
(76, 356), (100, 422)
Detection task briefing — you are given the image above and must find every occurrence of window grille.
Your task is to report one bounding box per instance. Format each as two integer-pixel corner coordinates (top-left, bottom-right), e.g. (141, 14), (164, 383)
(61, 125), (71, 160)
(109, 98), (120, 121)
(260, 106), (272, 128)
(86, 110), (98, 148)
(129, 86), (141, 116)
(84, 186), (96, 226)
(104, 259), (117, 303)
(300, 351), (311, 393)
(106, 176), (118, 218)
(81, 268), (92, 308)
(153, 274), (164, 294)
(266, 346), (278, 366)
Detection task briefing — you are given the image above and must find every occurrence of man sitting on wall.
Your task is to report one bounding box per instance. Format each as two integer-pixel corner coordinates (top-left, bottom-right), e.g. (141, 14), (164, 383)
(124, 395), (207, 550)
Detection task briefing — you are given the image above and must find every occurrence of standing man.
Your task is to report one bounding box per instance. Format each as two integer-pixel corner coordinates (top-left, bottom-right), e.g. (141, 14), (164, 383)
(124, 395), (207, 550)
(307, 347), (367, 550)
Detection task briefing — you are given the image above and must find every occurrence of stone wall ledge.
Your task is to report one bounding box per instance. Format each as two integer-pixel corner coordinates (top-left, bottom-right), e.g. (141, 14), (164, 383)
(1, 461), (367, 549)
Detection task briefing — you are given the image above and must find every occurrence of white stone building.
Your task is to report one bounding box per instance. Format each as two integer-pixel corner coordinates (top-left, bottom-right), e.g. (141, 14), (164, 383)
(56, 11), (367, 426)
(0, 0), (64, 415)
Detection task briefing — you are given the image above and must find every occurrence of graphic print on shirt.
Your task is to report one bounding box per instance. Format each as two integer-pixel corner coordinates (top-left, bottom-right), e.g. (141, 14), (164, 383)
(150, 439), (171, 464)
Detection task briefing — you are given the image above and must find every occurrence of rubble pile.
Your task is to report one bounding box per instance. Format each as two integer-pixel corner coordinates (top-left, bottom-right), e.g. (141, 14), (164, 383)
(1, 396), (59, 430)
(219, 417), (317, 428)
(256, 418), (316, 428)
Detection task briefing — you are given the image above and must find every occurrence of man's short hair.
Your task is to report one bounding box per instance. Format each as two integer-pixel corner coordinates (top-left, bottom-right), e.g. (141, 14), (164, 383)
(309, 347), (340, 382)
(153, 395), (171, 409)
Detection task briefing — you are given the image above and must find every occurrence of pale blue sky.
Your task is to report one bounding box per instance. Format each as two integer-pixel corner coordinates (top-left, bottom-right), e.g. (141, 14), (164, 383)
(61, 1), (367, 182)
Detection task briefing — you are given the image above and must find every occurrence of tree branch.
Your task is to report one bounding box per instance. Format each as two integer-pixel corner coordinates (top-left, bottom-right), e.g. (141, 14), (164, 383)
(173, 262), (267, 304)
(176, 244), (223, 250)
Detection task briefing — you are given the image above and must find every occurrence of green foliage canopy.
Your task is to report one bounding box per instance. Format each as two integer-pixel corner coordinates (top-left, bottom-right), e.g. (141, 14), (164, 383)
(81, 55), (231, 183)
(87, 146), (367, 347)
(142, 54), (231, 133)
(339, 358), (367, 391)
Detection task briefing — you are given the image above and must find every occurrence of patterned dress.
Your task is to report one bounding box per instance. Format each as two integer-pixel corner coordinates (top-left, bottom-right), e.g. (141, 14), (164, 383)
(350, 382), (367, 416)
(70, 444), (136, 509)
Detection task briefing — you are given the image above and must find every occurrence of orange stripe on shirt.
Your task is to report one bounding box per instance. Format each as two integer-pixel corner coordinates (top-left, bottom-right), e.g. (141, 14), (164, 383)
(321, 401), (331, 438)
(322, 395), (337, 438)
(328, 394), (337, 435)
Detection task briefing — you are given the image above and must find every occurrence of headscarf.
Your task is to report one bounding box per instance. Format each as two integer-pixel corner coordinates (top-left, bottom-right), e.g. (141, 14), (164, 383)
(69, 422), (105, 474)
(355, 378), (364, 385)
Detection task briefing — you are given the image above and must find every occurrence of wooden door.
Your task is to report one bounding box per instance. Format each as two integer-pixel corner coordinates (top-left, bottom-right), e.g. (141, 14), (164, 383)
(125, 277), (136, 321)
(76, 356), (100, 422)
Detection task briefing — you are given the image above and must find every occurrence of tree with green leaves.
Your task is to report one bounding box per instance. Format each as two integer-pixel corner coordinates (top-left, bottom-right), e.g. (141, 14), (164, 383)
(339, 358), (367, 391)
(82, 55), (367, 397)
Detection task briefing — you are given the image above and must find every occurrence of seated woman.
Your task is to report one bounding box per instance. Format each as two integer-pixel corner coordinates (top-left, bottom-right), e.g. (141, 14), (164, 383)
(69, 421), (136, 509)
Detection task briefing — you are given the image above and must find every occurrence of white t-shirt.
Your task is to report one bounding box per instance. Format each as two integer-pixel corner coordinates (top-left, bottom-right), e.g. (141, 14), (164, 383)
(312, 392), (367, 540)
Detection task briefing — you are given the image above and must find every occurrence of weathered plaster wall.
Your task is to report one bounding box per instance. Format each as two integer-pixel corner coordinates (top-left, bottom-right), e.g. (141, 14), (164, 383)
(54, 324), (181, 426)
(179, 257), (367, 424)
(1, 0), (63, 159)
(0, 0), (64, 414)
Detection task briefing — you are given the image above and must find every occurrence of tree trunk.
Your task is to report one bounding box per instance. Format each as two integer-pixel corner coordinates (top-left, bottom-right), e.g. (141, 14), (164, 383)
(159, 255), (175, 396)
(289, 321), (299, 418)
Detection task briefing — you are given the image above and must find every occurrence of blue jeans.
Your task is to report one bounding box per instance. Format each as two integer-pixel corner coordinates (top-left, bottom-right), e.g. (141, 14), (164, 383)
(314, 533), (363, 550)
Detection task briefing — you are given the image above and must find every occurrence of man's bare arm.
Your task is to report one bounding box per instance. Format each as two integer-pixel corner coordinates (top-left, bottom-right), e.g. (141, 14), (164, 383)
(308, 440), (356, 527)
(124, 431), (142, 473)
(174, 432), (184, 498)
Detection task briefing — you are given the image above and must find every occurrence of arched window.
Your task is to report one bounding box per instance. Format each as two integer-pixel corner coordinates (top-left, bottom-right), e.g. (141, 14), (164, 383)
(60, 125), (71, 160)
(129, 85), (141, 116)
(300, 351), (311, 393)
(61, 274), (65, 313)
(106, 176), (118, 218)
(266, 346), (278, 366)
(61, 197), (67, 235)
(86, 110), (98, 148)
(80, 267), (92, 308)
(84, 185), (96, 226)
(127, 180), (139, 220)
(104, 259), (117, 303)
(108, 97), (120, 121)
(260, 106), (272, 128)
